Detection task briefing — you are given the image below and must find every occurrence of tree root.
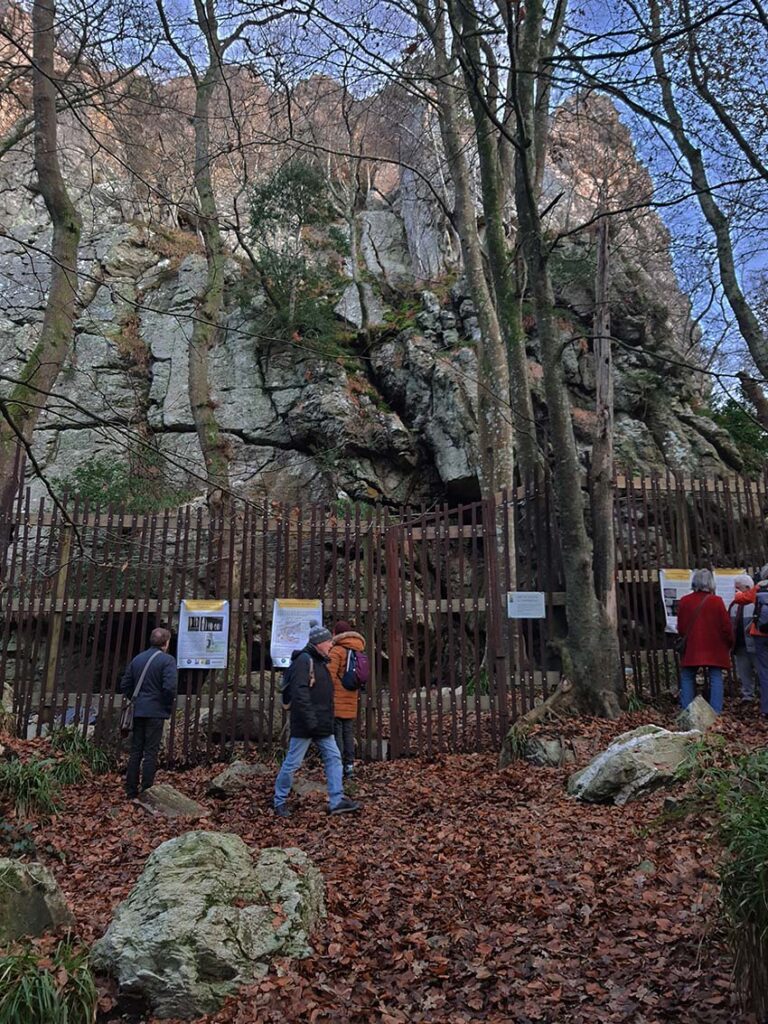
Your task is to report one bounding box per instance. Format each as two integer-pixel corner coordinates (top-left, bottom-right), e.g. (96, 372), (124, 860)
(498, 678), (577, 769)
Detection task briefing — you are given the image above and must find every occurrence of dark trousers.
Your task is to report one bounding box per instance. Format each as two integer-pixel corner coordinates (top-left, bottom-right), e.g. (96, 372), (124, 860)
(125, 717), (165, 797)
(334, 718), (355, 768)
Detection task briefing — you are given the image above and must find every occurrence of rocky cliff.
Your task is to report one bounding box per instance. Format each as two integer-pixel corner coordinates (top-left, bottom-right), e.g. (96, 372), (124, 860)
(0, 63), (743, 508)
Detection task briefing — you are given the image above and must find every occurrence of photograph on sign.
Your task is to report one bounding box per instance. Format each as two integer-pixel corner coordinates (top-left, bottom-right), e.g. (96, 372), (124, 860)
(178, 599), (230, 668)
(270, 598), (323, 668)
(506, 591), (546, 619)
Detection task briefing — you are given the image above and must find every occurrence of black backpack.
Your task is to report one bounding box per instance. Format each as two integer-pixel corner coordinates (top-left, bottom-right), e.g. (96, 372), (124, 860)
(753, 590), (768, 633)
(278, 653), (314, 707)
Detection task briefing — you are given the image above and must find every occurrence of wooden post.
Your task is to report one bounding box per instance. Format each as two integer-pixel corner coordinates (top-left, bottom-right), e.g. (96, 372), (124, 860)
(483, 495), (510, 738)
(43, 525), (72, 719)
(385, 526), (403, 759)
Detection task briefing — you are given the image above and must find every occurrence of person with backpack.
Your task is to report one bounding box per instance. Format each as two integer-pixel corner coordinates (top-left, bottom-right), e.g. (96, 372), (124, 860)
(728, 574), (758, 702)
(676, 568), (733, 712)
(327, 621), (368, 777)
(273, 620), (360, 818)
(731, 565), (768, 714)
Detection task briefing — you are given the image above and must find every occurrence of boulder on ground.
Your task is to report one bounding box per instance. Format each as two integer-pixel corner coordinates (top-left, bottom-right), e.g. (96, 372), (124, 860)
(207, 760), (270, 798)
(91, 831), (325, 1020)
(524, 735), (576, 768)
(199, 696), (282, 744)
(0, 859), (75, 943)
(138, 783), (208, 819)
(676, 695), (718, 732)
(567, 724), (700, 805)
(292, 779), (326, 798)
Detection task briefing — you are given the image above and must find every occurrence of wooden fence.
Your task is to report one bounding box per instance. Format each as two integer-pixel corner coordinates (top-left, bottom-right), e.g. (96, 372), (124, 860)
(1, 467), (767, 761)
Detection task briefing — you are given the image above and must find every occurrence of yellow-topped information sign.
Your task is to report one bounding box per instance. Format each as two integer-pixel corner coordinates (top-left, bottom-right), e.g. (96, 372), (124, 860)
(178, 599), (230, 669)
(659, 568), (744, 633)
(270, 598), (323, 668)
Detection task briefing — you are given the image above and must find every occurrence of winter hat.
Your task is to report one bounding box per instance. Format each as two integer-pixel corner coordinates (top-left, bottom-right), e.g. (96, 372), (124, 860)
(308, 619), (332, 646)
(334, 620), (352, 635)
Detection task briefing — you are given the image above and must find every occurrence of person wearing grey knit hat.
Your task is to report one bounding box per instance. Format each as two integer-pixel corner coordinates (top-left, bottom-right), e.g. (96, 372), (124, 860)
(273, 620), (360, 818)
(307, 621), (333, 646)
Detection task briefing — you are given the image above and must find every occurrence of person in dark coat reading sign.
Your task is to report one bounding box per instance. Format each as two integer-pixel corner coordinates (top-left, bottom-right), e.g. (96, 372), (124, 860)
(120, 627), (177, 799)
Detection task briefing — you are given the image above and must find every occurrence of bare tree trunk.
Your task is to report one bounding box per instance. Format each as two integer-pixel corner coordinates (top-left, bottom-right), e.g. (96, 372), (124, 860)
(348, 209), (372, 338)
(0, 0), (82, 513)
(451, 0), (541, 481)
(590, 212), (617, 629)
(423, 8), (515, 495)
(738, 372), (768, 431)
(513, 0), (622, 715)
(189, 50), (231, 515)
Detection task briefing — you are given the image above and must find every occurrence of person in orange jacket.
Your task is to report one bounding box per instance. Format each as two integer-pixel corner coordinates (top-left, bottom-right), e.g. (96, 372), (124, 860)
(327, 621), (366, 777)
(732, 565), (768, 714)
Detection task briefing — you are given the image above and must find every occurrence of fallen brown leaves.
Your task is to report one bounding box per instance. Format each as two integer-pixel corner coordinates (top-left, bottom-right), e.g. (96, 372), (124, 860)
(10, 707), (768, 1024)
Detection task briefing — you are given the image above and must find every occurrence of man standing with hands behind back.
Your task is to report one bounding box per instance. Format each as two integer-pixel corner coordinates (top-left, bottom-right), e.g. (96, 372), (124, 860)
(120, 627), (177, 800)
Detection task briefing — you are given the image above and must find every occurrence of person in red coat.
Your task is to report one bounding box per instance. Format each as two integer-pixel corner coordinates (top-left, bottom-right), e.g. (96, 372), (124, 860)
(676, 568), (733, 712)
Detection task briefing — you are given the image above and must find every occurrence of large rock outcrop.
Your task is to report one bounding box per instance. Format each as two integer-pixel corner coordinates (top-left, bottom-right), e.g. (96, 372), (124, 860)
(0, 55), (744, 508)
(91, 831), (325, 1020)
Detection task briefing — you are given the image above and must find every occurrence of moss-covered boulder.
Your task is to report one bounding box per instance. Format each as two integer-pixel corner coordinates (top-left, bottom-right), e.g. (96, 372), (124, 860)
(91, 831), (325, 1019)
(0, 859), (75, 943)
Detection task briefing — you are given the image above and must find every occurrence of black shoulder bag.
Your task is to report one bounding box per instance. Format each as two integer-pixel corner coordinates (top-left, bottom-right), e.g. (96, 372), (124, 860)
(120, 650), (163, 736)
(674, 594), (709, 658)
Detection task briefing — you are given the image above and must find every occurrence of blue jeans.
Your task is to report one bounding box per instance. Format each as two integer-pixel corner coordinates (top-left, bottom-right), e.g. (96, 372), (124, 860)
(274, 735), (343, 809)
(680, 667), (723, 713)
(753, 637), (768, 714)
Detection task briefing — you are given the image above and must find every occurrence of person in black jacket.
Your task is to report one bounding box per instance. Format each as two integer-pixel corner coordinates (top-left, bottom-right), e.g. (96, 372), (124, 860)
(120, 627), (177, 799)
(274, 620), (360, 817)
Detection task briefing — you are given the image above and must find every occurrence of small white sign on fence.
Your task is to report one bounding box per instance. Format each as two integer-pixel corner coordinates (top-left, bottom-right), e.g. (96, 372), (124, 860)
(506, 591), (546, 619)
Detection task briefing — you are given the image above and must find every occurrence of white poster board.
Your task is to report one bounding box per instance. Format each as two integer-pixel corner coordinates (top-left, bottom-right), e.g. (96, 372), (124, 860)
(270, 598), (323, 668)
(507, 591), (546, 619)
(178, 599), (230, 668)
(660, 569), (744, 633)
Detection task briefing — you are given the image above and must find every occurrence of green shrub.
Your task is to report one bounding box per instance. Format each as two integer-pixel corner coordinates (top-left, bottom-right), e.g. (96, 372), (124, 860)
(46, 752), (86, 787)
(0, 760), (60, 818)
(58, 454), (191, 513)
(50, 726), (113, 774)
(701, 750), (768, 1017)
(0, 941), (97, 1024)
(713, 397), (768, 476)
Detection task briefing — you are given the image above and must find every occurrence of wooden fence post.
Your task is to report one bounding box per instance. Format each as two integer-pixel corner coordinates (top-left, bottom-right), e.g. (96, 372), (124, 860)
(43, 524), (73, 722)
(385, 526), (403, 759)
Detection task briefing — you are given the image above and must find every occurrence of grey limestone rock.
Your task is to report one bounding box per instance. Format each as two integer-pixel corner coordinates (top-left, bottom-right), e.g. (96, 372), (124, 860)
(137, 783), (209, 820)
(91, 831), (325, 1019)
(567, 724), (700, 805)
(207, 761), (271, 798)
(0, 859), (75, 944)
(676, 695), (718, 732)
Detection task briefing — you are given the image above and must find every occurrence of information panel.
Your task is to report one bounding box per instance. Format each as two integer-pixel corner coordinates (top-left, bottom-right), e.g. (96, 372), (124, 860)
(178, 599), (230, 668)
(506, 591), (546, 619)
(659, 568), (744, 633)
(270, 598), (323, 668)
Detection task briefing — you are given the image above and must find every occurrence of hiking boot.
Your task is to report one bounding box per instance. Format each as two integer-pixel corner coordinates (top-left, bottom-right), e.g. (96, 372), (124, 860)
(329, 796), (360, 815)
(274, 803), (292, 818)
(343, 765), (354, 778)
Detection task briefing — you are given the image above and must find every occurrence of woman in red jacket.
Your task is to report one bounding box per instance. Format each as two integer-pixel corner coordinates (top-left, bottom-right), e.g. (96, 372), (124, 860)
(676, 568), (733, 712)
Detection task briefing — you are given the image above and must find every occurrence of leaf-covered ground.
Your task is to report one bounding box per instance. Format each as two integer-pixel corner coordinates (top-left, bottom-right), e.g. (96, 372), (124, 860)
(12, 707), (768, 1023)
